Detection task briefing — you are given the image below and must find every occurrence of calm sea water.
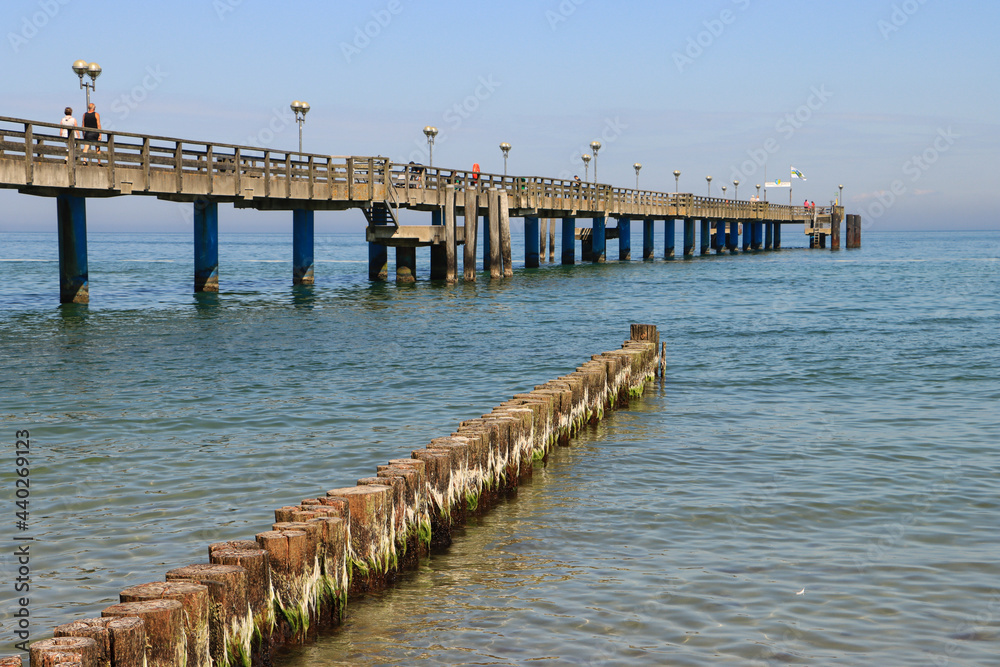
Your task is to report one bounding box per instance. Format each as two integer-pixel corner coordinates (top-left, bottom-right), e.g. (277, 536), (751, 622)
(1, 226), (998, 665)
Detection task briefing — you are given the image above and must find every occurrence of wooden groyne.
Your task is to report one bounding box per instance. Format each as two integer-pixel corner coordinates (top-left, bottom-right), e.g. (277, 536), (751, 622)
(8, 324), (661, 667)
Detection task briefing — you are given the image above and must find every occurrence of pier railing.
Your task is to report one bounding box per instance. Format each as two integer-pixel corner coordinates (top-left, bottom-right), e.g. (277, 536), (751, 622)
(1, 115), (811, 221)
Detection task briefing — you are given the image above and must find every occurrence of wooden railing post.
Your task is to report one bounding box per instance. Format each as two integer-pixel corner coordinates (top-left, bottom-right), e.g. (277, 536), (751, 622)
(285, 153), (292, 198)
(235, 147), (242, 196)
(24, 123), (33, 185)
(308, 156), (315, 199)
(206, 144), (214, 195)
(141, 137), (150, 191)
(106, 133), (116, 189)
(67, 132), (77, 188)
(174, 141), (183, 192)
(264, 150), (271, 197)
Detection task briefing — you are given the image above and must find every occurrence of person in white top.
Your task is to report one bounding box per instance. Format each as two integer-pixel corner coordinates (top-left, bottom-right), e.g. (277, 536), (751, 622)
(60, 107), (79, 139)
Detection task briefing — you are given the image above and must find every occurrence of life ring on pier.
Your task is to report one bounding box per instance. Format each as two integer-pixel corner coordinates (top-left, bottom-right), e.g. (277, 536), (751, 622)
(472, 163), (480, 182)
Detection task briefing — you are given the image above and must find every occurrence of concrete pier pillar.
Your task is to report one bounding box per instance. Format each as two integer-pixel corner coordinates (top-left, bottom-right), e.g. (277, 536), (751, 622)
(683, 218), (695, 257)
(56, 194), (89, 304)
(292, 208), (314, 285)
(700, 219), (711, 255)
(488, 190), (501, 278)
(742, 219), (752, 252)
(430, 208), (446, 279)
(774, 222), (782, 250)
(524, 216), (540, 268)
(727, 222), (739, 254)
(642, 219), (654, 260)
(664, 219), (675, 259)
(396, 247), (416, 283)
(463, 190), (477, 280)
(368, 204), (391, 281)
(561, 217), (575, 265)
(712, 221), (725, 254)
(752, 222), (763, 250)
(764, 221), (773, 250)
(592, 216), (606, 263)
(618, 217), (631, 261)
(194, 199), (219, 292)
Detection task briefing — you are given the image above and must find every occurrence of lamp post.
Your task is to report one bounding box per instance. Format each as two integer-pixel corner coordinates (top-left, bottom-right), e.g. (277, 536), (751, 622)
(755, 184), (761, 201)
(500, 142), (511, 176)
(673, 170), (681, 194)
(582, 153), (591, 183)
(72, 60), (102, 108)
(423, 126), (438, 167)
(706, 175), (712, 196)
(290, 101), (310, 153)
(634, 163), (642, 190)
(722, 185), (727, 198)
(590, 140), (601, 183)
(839, 184), (844, 206)
(733, 179), (739, 201)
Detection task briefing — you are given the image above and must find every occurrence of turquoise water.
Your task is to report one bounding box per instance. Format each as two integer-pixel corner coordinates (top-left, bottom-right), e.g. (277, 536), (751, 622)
(1, 228), (998, 665)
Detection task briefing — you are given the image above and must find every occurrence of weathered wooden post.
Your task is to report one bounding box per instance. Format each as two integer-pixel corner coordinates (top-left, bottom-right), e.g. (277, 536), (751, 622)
(444, 185), (457, 282)
(29, 637), (100, 667)
(499, 190), (513, 277)
(548, 219), (556, 262)
(463, 190), (477, 280)
(56, 194), (89, 303)
(119, 582), (210, 667)
(524, 216), (540, 268)
(561, 217), (575, 265)
(429, 208), (446, 280)
(642, 219), (654, 260)
(664, 219), (675, 259)
(54, 617), (146, 667)
(488, 189), (501, 278)
(292, 208), (314, 285)
(683, 218), (695, 257)
(193, 199), (219, 293)
(591, 216), (606, 263)
(539, 219), (548, 263)
(102, 599), (186, 667)
(700, 219), (711, 255)
(618, 217), (631, 260)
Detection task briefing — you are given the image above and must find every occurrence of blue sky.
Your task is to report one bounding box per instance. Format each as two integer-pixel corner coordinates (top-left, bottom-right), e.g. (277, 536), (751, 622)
(2, 0), (998, 232)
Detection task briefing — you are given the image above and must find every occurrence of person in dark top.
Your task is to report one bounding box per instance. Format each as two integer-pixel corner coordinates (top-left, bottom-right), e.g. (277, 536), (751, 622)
(82, 103), (101, 163)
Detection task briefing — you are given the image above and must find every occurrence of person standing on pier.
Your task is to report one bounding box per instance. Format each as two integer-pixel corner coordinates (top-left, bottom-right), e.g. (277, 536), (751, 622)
(59, 107), (78, 138)
(82, 102), (102, 163)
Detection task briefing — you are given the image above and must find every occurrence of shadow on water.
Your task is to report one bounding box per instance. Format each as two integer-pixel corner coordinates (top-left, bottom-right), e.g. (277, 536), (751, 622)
(56, 302), (89, 327)
(192, 291), (221, 315)
(291, 284), (316, 309)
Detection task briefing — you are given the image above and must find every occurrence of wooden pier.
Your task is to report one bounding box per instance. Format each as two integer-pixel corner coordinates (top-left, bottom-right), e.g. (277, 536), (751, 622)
(0, 116), (856, 303)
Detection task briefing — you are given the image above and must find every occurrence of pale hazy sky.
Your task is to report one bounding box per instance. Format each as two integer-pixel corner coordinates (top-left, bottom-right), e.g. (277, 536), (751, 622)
(2, 0), (998, 232)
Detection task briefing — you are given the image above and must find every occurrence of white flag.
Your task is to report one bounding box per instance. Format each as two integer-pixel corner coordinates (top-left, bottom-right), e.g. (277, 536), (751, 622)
(791, 167), (806, 180)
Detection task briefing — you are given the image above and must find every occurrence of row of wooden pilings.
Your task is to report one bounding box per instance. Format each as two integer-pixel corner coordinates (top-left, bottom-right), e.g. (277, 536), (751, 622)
(8, 324), (662, 667)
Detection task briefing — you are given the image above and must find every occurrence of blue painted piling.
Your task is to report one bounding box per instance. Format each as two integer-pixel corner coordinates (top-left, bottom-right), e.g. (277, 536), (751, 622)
(727, 222), (739, 254)
(592, 216), (606, 263)
(742, 218), (752, 252)
(561, 217), (575, 265)
(713, 221), (725, 254)
(56, 194), (89, 304)
(292, 209), (315, 285)
(482, 211), (492, 273)
(396, 247), (416, 283)
(752, 222), (763, 250)
(764, 221), (773, 250)
(618, 218), (631, 261)
(642, 219), (654, 260)
(664, 219), (675, 259)
(524, 216), (540, 268)
(683, 218), (695, 257)
(368, 205), (391, 281)
(430, 209), (446, 280)
(194, 200), (219, 292)
(774, 222), (782, 249)
(700, 219), (711, 255)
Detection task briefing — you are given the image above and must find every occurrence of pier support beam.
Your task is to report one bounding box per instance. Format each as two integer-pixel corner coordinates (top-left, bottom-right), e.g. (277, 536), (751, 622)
(700, 219), (711, 255)
(683, 218), (695, 257)
(548, 218), (556, 262)
(396, 247), (416, 283)
(445, 186), (457, 282)
(499, 191), (513, 277)
(751, 222), (763, 250)
(463, 190), (477, 280)
(194, 199), (219, 292)
(561, 217), (575, 265)
(430, 209), (446, 279)
(664, 219), (675, 259)
(57, 194), (89, 304)
(368, 205), (391, 281)
(292, 208), (314, 285)
(592, 216), (606, 263)
(764, 221), (773, 250)
(713, 221), (725, 254)
(774, 222), (782, 250)
(830, 207), (843, 251)
(727, 222), (739, 254)
(642, 219), (654, 260)
(618, 217), (631, 261)
(524, 216), (540, 268)
(742, 219), (752, 252)
(488, 190), (501, 278)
